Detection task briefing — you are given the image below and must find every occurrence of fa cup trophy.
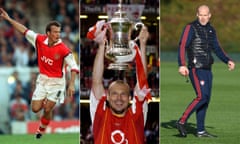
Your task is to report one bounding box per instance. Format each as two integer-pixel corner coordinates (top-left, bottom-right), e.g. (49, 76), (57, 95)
(105, 0), (143, 70)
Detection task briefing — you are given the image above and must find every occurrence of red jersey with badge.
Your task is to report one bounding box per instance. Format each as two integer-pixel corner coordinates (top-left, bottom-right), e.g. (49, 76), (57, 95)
(35, 34), (70, 77)
(92, 96), (145, 144)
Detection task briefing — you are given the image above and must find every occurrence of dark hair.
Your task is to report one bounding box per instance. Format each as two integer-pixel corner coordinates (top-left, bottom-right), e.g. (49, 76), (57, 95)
(45, 21), (61, 33)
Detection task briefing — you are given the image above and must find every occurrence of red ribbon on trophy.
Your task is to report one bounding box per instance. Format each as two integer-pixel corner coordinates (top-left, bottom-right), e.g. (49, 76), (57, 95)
(131, 42), (152, 100)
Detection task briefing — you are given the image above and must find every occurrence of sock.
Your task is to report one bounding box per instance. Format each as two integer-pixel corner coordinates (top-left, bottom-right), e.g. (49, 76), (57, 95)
(178, 119), (185, 124)
(38, 117), (50, 133)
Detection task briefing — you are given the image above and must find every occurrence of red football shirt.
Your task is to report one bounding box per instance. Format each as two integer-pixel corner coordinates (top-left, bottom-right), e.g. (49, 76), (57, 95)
(92, 96), (145, 144)
(35, 34), (70, 77)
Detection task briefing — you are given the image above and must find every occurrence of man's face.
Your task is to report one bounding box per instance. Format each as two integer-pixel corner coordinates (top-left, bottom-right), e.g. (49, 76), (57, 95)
(108, 83), (131, 115)
(47, 26), (61, 45)
(197, 6), (211, 26)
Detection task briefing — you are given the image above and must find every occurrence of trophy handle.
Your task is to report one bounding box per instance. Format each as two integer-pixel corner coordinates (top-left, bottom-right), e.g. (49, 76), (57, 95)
(134, 22), (144, 31)
(130, 22), (144, 41)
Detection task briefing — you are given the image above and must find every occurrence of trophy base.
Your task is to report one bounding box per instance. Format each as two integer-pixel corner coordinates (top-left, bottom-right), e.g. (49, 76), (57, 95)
(107, 63), (129, 70)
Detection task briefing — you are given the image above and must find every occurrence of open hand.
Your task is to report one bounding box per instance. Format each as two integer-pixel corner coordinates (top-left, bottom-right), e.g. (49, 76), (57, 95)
(0, 8), (10, 20)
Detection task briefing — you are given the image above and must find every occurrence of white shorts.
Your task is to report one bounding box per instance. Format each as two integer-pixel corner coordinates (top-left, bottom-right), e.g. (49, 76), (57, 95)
(32, 74), (66, 103)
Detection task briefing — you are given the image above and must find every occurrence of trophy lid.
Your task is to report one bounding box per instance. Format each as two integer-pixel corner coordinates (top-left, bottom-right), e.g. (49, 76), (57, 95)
(110, 0), (130, 23)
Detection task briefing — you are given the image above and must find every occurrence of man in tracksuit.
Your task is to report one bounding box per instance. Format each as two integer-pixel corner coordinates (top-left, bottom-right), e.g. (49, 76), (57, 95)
(176, 5), (235, 137)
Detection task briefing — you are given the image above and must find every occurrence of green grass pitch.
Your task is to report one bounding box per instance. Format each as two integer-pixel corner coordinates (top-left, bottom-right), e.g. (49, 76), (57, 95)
(161, 61), (240, 144)
(0, 133), (79, 144)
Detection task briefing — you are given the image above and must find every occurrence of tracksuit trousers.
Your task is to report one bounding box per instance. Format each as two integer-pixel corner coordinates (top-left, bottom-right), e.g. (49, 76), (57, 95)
(179, 68), (212, 132)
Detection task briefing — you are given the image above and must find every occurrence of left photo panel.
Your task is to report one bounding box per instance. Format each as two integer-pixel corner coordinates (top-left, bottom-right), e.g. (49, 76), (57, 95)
(0, 1), (80, 144)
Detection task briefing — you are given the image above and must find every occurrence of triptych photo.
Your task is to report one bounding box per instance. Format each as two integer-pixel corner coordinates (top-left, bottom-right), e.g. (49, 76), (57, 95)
(0, 0), (239, 144)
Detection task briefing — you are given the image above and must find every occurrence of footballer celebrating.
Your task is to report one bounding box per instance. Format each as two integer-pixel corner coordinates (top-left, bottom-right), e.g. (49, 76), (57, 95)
(0, 8), (79, 139)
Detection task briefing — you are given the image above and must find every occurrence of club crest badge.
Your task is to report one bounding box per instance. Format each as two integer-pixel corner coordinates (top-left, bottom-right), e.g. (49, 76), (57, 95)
(200, 80), (205, 86)
(54, 53), (60, 60)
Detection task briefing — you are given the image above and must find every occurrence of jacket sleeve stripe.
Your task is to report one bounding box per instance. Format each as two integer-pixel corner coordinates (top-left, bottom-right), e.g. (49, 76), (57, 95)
(179, 25), (191, 66)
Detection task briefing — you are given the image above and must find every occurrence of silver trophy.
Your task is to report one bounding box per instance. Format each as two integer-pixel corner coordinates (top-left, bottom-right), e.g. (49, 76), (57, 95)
(105, 0), (143, 70)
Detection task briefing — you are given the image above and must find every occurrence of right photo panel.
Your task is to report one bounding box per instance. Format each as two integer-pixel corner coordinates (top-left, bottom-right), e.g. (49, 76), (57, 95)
(161, 0), (240, 143)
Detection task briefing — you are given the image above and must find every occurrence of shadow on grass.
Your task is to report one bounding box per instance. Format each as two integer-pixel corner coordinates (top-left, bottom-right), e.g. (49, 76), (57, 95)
(161, 120), (215, 137)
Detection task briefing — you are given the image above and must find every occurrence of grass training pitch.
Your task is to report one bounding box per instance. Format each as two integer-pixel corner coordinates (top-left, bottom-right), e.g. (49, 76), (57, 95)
(161, 62), (240, 144)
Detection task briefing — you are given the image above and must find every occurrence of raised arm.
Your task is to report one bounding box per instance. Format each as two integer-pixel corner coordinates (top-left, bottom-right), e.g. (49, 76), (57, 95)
(92, 35), (106, 100)
(0, 8), (27, 34)
(139, 26), (149, 75)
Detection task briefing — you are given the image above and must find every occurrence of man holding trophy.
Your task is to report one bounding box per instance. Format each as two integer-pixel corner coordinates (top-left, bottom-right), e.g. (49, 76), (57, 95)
(86, 3), (151, 143)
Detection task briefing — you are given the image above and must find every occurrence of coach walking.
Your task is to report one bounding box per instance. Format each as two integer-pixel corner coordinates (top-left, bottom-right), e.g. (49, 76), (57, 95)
(176, 4), (235, 137)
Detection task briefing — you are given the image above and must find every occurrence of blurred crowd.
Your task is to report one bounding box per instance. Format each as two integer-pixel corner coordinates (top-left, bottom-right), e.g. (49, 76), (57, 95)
(0, 0), (80, 124)
(0, 0), (32, 67)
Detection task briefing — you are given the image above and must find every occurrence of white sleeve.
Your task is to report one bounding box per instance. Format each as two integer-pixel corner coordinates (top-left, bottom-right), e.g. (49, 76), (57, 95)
(90, 90), (99, 123)
(64, 53), (79, 72)
(142, 101), (148, 126)
(25, 30), (38, 48)
(131, 97), (148, 126)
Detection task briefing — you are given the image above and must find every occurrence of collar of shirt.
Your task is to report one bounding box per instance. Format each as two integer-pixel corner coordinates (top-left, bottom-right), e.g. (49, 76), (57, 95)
(43, 38), (62, 46)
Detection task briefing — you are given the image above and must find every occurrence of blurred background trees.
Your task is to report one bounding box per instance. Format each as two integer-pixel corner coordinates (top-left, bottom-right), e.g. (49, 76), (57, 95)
(161, 0), (240, 53)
